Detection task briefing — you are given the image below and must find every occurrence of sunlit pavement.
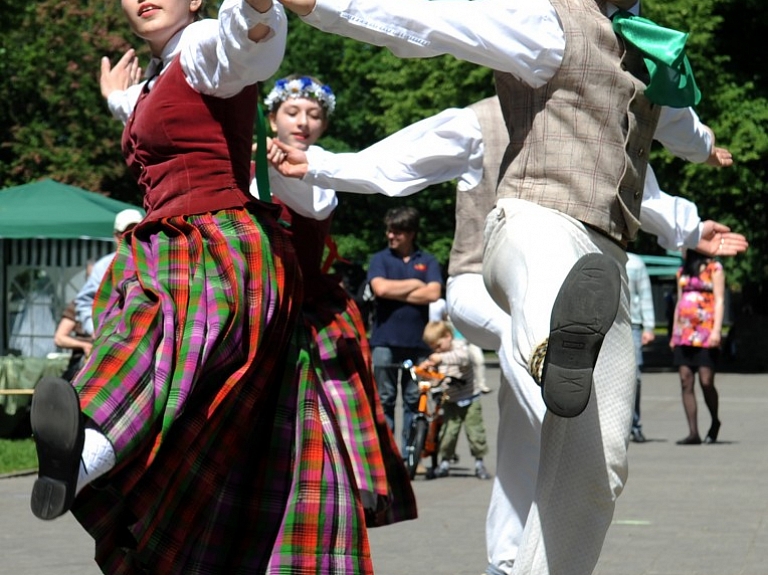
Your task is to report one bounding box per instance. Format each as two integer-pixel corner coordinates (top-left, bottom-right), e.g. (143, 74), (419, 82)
(2, 370), (767, 575)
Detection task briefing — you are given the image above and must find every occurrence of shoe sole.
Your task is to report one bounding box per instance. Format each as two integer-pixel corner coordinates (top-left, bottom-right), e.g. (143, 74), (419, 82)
(30, 377), (84, 520)
(540, 254), (621, 418)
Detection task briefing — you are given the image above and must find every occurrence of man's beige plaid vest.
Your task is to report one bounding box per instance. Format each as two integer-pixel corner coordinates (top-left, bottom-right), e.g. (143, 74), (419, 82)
(494, 0), (661, 245)
(447, 96), (508, 277)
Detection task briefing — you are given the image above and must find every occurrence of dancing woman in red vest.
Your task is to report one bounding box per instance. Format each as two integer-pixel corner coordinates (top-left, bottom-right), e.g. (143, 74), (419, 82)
(30, 2), (382, 573)
(257, 74), (417, 528)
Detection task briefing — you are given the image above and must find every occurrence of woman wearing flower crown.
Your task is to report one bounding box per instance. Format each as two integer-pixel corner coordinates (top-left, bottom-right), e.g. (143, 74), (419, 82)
(29, 2), (386, 573)
(254, 74), (417, 529)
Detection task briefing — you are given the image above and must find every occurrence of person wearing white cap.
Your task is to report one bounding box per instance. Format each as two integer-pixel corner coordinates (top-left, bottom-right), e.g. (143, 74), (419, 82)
(74, 208), (142, 335)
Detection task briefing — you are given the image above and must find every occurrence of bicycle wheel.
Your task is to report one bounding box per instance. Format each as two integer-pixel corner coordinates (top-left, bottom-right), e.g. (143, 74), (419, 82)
(404, 418), (429, 480)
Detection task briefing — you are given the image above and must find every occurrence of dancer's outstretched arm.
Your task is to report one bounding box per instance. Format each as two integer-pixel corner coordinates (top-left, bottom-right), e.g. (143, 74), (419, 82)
(279, 0), (564, 87)
(271, 106), (484, 197)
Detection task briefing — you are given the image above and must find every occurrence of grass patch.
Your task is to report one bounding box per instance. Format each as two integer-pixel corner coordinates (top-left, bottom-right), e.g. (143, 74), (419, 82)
(0, 438), (37, 475)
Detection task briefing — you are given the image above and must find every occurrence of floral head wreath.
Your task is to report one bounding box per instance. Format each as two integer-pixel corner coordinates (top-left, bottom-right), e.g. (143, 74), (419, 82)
(264, 76), (336, 116)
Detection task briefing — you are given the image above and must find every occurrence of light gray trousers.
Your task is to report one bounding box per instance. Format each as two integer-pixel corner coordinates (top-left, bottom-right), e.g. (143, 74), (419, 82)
(480, 198), (634, 575)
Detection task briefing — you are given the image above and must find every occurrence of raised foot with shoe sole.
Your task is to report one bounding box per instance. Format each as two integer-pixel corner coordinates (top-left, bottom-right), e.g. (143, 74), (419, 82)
(540, 253), (621, 418)
(30, 376), (84, 520)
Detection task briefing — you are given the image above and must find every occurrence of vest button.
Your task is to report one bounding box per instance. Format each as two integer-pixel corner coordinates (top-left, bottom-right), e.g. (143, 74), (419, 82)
(634, 189), (641, 199)
(637, 147), (645, 158)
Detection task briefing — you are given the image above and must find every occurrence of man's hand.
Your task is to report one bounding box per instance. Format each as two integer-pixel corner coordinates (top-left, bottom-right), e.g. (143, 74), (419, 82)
(641, 330), (655, 346)
(696, 220), (748, 257)
(701, 125), (733, 168)
(269, 138), (310, 179)
(706, 146), (733, 168)
(100, 49), (141, 100)
(278, 0), (316, 16)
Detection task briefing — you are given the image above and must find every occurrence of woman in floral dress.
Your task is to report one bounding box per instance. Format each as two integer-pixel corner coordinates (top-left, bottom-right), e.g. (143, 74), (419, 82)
(670, 249), (725, 445)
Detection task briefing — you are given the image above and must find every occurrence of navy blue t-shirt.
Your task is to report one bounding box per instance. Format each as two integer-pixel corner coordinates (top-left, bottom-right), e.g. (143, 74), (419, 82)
(366, 247), (443, 351)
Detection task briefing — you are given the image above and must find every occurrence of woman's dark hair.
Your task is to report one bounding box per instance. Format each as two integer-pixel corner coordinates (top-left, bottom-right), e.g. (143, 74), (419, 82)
(682, 249), (710, 278)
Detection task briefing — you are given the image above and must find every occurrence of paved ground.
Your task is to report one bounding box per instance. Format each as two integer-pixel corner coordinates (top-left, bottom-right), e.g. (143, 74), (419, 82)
(2, 369), (767, 574)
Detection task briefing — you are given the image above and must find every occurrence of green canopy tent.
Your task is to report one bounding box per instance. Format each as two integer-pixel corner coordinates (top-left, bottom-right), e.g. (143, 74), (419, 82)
(638, 252), (685, 336)
(0, 179), (144, 357)
(0, 178), (142, 240)
(0, 179), (144, 434)
(639, 252), (684, 279)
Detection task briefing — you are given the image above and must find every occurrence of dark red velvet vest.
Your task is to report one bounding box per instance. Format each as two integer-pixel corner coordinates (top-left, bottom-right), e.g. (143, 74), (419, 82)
(273, 198), (342, 303)
(122, 57), (259, 220)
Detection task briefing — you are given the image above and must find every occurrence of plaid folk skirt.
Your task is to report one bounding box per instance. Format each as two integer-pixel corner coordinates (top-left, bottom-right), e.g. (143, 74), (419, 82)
(70, 207), (385, 574)
(300, 287), (417, 530)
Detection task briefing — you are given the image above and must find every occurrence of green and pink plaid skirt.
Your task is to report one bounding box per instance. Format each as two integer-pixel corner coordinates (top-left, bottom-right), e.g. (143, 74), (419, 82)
(70, 207), (402, 574)
(300, 286), (417, 530)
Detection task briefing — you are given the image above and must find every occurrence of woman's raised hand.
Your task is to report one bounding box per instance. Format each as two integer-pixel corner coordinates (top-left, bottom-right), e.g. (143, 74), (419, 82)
(100, 49), (142, 100)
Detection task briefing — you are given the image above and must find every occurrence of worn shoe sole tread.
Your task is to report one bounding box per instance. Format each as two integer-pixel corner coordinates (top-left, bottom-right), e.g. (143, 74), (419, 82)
(30, 377), (84, 520)
(541, 254), (621, 418)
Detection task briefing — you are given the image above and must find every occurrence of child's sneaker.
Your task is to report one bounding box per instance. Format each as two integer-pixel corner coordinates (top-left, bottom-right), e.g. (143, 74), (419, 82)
(475, 460), (491, 480)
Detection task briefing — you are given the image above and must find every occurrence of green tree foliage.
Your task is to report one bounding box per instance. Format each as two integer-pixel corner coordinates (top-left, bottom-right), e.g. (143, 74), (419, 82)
(0, 2), (144, 203)
(2, 1), (767, 311)
(641, 0), (768, 311)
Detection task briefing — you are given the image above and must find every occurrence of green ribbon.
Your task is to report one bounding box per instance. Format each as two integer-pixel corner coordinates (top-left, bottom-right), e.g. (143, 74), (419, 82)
(254, 103), (272, 203)
(612, 10), (701, 108)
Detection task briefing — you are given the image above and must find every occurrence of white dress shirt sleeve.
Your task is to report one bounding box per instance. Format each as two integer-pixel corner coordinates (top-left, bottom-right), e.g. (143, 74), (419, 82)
(304, 107), (485, 196)
(181, 0), (287, 98)
(106, 84), (145, 124)
(654, 106), (713, 164)
(640, 165), (702, 251)
(103, 1), (287, 120)
(257, 153), (339, 220)
(303, 0), (564, 88)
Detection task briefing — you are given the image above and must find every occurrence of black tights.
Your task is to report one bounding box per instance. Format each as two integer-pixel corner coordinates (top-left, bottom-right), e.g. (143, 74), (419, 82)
(679, 364), (719, 439)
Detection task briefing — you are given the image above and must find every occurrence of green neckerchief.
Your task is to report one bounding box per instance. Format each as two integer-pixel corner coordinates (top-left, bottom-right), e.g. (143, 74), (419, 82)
(612, 10), (701, 108)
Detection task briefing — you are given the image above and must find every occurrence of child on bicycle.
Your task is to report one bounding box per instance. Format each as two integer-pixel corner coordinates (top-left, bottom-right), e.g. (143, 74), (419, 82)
(420, 321), (491, 480)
